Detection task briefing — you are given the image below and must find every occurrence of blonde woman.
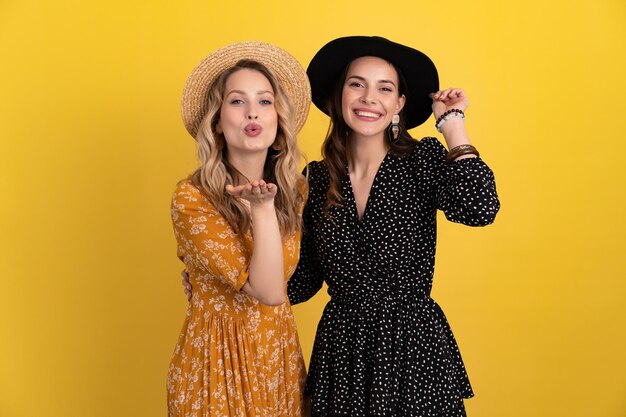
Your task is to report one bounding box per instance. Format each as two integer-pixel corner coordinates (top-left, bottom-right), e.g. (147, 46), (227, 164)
(167, 42), (311, 417)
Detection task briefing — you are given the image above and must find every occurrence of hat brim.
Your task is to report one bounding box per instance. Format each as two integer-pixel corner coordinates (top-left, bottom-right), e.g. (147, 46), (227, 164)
(181, 41), (311, 138)
(306, 36), (438, 129)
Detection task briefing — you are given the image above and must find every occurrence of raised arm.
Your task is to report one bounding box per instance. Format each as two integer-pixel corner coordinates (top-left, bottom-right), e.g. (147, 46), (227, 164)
(427, 88), (500, 225)
(431, 88), (474, 160)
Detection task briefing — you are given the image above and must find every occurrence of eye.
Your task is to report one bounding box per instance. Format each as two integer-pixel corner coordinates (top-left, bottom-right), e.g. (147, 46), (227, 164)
(349, 81), (364, 88)
(380, 87), (393, 93)
(230, 98), (244, 105)
(259, 99), (273, 105)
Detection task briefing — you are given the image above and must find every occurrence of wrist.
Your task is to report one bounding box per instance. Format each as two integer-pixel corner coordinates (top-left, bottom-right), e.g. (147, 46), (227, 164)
(439, 117), (465, 136)
(249, 199), (276, 213)
(446, 144), (479, 163)
(435, 108), (465, 132)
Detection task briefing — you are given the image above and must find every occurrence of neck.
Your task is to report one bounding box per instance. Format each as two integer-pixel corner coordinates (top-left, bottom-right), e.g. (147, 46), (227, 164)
(347, 133), (389, 176)
(227, 151), (267, 184)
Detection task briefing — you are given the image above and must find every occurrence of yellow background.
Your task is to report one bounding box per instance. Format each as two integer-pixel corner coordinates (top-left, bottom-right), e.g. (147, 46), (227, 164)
(1, 0), (625, 416)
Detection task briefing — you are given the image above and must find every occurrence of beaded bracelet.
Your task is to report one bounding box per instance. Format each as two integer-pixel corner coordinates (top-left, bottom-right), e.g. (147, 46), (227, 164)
(435, 108), (465, 132)
(446, 144), (479, 163)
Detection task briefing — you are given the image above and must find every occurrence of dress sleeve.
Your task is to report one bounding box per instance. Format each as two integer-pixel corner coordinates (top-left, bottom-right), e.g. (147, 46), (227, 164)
(171, 180), (250, 291)
(287, 163), (325, 305)
(420, 137), (500, 226)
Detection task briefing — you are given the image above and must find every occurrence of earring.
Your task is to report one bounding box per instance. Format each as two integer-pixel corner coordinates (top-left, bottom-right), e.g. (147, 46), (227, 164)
(388, 114), (400, 142)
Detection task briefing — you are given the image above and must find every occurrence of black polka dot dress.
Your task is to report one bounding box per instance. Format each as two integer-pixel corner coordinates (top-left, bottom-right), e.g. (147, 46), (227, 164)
(288, 137), (500, 417)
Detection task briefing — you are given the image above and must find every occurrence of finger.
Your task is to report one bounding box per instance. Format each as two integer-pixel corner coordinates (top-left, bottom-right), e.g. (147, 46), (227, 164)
(449, 88), (463, 98)
(261, 182), (273, 194)
(439, 89), (452, 101)
(243, 183), (254, 194)
(430, 90), (444, 100)
(225, 184), (242, 197)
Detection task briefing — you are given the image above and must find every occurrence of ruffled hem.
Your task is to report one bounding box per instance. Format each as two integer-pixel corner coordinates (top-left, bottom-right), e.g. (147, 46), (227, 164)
(305, 292), (472, 417)
(167, 309), (306, 416)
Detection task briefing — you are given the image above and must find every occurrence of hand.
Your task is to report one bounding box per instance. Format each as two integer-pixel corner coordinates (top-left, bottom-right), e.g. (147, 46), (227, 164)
(430, 88), (469, 119)
(181, 270), (192, 301)
(226, 180), (277, 207)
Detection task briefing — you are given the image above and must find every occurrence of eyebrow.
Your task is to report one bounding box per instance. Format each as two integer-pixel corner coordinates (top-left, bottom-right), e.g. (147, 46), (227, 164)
(347, 75), (397, 88)
(225, 90), (274, 96)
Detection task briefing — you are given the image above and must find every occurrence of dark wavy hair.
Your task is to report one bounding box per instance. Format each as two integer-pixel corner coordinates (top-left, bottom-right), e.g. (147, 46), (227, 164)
(321, 59), (418, 215)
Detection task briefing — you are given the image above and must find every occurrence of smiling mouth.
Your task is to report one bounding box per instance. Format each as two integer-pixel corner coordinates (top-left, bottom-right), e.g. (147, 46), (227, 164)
(354, 110), (382, 119)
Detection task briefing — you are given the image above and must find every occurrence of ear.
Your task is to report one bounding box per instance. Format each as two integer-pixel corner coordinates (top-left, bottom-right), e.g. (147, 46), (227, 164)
(215, 121), (222, 135)
(396, 94), (406, 114)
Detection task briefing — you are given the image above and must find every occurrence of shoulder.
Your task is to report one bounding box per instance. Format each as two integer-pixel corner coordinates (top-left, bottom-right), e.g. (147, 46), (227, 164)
(301, 160), (330, 212)
(387, 138), (446, 183)
(171, 178), (215, 214)
(399, 136), (447, 168)
(414, 137), (447, 159)
(303, 160), (328, 178)
(303, 160), (330, 190)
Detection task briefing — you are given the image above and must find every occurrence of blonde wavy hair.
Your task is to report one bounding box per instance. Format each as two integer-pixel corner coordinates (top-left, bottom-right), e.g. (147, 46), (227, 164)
(190, 59), (306, 236)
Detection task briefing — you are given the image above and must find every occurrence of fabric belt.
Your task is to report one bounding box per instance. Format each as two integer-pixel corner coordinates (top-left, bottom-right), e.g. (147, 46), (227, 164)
(329, 285), (430, 307)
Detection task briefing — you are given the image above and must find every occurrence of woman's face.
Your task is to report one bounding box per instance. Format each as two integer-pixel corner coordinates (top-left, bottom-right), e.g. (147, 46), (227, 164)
(341, 56), (405, 139)
(217, 68), (278, 156)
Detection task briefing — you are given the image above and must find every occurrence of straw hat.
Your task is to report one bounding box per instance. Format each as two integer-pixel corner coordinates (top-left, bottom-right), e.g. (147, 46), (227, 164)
(307, 36), (439, 129)
(181, 41), (311, 138)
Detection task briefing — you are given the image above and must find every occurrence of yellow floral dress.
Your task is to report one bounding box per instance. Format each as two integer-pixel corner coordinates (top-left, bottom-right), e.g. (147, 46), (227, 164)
(167, 179), (307, 417)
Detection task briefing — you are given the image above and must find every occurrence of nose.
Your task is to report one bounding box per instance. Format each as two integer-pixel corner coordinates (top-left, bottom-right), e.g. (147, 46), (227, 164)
(247, 106), (258, 120)
(360, 86), (376, 104)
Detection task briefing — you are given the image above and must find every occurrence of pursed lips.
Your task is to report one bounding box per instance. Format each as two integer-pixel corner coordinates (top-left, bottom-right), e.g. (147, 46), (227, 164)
(244, 123), (262, 136)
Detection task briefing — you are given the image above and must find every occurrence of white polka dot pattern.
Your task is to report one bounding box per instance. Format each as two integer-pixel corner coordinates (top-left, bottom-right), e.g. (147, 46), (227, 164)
(288, 137), (500, 416)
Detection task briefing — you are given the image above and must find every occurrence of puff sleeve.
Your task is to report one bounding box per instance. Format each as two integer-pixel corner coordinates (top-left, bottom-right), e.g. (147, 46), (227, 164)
(418, 137), (500, 226)
(171, 180), (250, 291)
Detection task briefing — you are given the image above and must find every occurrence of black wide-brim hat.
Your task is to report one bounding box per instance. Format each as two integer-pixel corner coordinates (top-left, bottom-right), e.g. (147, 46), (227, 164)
(307, 36), (439, 129)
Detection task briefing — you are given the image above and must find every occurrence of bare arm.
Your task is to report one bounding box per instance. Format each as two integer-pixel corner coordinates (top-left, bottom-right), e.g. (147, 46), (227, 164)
(227, 180), (285, 305)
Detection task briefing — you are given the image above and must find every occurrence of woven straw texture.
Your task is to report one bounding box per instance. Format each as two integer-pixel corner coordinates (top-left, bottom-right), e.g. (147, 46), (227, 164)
(181, 41), (311, 137)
